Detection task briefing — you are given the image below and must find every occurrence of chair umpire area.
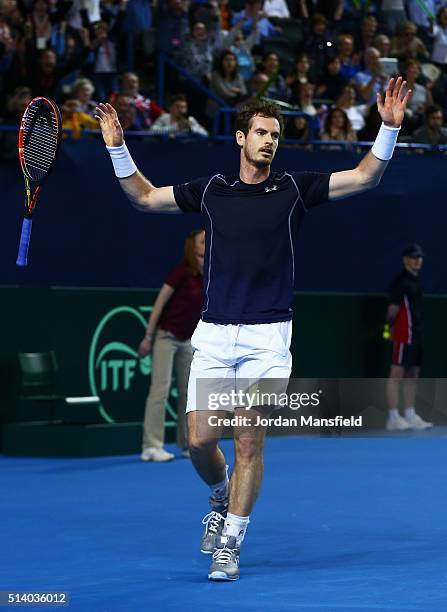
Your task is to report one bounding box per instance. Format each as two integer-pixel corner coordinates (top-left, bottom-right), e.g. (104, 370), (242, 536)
(18, 351), (100, 424)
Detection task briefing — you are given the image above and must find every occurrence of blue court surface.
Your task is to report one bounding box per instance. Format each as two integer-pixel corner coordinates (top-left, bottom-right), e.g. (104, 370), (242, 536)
(2, 433), (447, 612)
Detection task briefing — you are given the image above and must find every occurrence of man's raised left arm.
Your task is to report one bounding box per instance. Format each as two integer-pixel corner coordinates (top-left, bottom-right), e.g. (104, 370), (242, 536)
(328, 77), (411, 201)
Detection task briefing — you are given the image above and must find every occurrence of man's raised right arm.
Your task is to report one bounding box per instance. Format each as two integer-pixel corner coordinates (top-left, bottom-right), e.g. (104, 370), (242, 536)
(95, 103), (179, 213)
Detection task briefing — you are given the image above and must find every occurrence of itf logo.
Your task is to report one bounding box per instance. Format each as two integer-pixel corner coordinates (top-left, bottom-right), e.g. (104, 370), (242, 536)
(88, 305), (178, 423)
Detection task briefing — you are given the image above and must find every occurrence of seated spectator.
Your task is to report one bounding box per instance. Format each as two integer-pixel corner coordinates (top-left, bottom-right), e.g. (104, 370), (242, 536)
(24, 41), (90, 98)
(180, 21), (218, 83)
(257, 52), (289, 101)
(284, 114), (310, 140)
(61, 98), (98, 138)
(354, 14), (378, 62)
(316, 56), (349, 102)
(410, 104), (447, 145)
(303, 13), (334, 79)
(4, 85), (32, 121)
(112, 93), (141, 131)
(209, 50), (247, 105)
(390, 21), (429, 62)
(110, 71), (163, 128)
(374, 34), (391, 58)
(150, 93), (208, 137)
(403, 59), (432, 126)
(0, 86), (32, 160)
(336, 85), (369, 132)
(263, 0), (290, 19)
(320, 106), (357, 142)
(223, 19), (258, 81)
(355, 47), (386, 105)
(337, 33), (360, 80)
(155, 0), (190, 60)
(71, 77), (97, 116)
(381, 0), (407, 36)
(286, 54), (313, 91)
(429, 7), (447, 72)
(232, 0), (278, 44)
(296, 82), (317, 115)
(248, 70), (269, 97)
(53, 32), (87, 97)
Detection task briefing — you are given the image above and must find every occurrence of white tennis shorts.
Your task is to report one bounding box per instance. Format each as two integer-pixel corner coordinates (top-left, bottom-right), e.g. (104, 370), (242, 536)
(186, 320), (293, 412)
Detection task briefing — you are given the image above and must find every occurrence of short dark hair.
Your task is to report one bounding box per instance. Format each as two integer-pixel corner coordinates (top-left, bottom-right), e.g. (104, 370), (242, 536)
(235, 100), (284, 136)
(168, 93), (187, 107)
(426, 104), (443, 119)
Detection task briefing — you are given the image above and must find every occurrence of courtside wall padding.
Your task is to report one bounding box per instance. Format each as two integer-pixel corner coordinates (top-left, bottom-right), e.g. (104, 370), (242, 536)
(0, 287), (446, 451)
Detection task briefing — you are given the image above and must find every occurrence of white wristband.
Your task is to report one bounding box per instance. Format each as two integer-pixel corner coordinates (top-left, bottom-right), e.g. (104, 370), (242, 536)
(106, 142), (137, 179)
(371, 122), (400, 161)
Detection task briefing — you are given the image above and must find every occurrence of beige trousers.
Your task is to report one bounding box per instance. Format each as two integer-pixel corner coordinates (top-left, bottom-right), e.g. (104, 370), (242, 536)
(142, 328), (193, 450)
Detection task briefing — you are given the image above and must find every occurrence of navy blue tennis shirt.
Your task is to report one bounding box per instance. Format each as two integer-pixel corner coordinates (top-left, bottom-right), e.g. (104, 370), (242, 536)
(173, 170), (331, 324)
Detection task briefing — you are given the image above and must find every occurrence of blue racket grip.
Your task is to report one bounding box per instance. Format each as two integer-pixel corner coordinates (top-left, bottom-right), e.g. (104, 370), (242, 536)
(16, 218), (33, 267)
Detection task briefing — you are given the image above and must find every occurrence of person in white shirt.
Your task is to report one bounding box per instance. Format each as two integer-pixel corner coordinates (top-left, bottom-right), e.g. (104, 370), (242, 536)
(149, 94), (208, 137)
(336, 85), (369, 132)
(262, 0), (290, 18)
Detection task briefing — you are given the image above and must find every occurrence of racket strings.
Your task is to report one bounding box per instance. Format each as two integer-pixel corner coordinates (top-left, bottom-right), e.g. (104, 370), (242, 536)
(22, 103), (59, 181)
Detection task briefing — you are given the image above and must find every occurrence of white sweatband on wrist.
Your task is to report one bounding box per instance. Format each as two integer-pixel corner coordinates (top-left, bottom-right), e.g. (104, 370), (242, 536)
(106, 142), (137, 178)
(371, 122), (400, 161)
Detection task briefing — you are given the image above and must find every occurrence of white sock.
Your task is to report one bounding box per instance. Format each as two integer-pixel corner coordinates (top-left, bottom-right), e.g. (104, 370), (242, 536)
(405, 407), (415, 420)
(389, 408), (399, 419)
(223, 512), (250, 545)
(210, 466), (229, 501)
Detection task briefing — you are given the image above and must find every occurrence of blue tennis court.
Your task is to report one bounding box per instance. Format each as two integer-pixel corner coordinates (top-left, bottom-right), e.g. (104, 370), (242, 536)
(3, 432), (447, 611)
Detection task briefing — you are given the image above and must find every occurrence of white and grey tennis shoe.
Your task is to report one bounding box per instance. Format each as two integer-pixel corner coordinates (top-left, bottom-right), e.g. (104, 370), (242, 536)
(208, 536), (240, 581)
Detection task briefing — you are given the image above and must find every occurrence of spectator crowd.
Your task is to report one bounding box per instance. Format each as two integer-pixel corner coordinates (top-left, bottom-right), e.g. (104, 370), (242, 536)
(1, 0), (447, 146)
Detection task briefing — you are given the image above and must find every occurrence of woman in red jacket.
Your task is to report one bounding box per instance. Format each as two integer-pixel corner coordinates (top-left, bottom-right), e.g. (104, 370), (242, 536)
(138, 229), (205, 461)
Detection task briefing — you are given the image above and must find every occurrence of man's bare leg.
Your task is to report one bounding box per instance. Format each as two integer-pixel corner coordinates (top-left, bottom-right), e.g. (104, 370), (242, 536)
(209, 405), (272, 551)
(188, 410), (229, 555)
(207, 405), (272, 581)
(229, 405), (271, 516)
(187, 410), (226, 485)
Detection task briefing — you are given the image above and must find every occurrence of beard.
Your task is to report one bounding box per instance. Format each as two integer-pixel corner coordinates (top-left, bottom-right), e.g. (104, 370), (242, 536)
(244, 148), (271, 169)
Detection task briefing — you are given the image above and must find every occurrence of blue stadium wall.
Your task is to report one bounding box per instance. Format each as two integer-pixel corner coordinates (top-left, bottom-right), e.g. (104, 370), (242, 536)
(0, 139), (444, 293)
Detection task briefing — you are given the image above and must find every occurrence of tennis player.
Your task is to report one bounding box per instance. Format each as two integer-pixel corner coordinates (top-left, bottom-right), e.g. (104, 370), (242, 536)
(95, 76), (411, 581)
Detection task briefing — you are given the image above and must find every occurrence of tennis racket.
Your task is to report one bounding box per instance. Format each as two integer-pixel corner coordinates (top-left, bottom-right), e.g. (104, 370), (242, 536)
(16, 96), (62, 267)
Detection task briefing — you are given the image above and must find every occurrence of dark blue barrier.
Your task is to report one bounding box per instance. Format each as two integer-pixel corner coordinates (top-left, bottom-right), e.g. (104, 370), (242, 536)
(0, 138), (444, 293)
